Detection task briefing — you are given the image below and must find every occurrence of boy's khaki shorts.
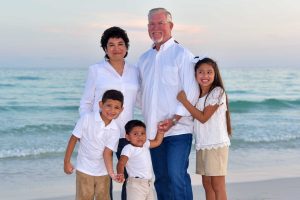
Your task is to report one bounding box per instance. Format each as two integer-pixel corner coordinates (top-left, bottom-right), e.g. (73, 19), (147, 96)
(196, 146), (229, 176)
(76, 170), (110, 200)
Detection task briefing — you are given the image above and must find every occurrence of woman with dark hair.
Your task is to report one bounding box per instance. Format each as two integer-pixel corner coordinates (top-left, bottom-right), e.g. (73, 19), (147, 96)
(79, 26), (139, 200)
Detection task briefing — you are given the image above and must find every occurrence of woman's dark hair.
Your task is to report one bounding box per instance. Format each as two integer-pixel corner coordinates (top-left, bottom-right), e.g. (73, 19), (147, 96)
(100, 26), (129, 59)
(195, 57), (232, 135)
(125, 120), (146, 134)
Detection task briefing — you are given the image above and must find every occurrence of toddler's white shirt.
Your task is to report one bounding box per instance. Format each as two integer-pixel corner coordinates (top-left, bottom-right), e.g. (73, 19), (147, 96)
(121, 140), (153, 179)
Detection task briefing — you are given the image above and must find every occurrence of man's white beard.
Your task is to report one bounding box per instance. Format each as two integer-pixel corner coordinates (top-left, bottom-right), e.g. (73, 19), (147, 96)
(151, 36), (163, 44)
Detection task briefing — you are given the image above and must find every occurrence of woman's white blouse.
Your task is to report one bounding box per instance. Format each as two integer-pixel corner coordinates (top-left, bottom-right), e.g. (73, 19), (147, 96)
(194, 87), (230, 150)
(79, 60), (139, 138)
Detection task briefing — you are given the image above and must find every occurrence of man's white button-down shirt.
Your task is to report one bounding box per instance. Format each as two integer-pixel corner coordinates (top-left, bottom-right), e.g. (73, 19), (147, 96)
(137, 38), (199, 139)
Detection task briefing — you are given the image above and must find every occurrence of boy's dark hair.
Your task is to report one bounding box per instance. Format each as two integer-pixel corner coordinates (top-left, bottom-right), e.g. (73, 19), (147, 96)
(125, 120), (146, 134)
(100, 26), (129, 59)
(101, 89), (124, 106)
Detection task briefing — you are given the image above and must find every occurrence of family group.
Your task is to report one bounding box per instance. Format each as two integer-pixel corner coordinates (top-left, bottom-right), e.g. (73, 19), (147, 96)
(64, 7), (231, 200)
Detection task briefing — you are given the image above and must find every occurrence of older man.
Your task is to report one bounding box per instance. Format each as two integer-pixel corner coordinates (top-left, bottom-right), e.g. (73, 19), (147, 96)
(137, 8), (199, 200)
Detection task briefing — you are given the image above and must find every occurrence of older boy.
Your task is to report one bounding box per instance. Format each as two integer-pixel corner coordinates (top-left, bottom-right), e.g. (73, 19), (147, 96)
(64, 89), (124, 200)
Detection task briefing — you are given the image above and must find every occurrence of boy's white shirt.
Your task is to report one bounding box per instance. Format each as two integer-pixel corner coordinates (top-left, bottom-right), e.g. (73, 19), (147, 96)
(121, 140), (153, 179)
(72, 112), (120, 176)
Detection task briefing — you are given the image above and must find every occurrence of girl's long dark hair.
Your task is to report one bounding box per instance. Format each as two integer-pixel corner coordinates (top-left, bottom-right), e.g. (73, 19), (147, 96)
(195, 57), (232, 135)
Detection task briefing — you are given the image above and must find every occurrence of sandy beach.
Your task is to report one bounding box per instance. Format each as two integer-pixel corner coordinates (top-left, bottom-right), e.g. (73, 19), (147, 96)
(2, 148), (300, 200)
(2, 147), (300, 200)
(29, 176), (300, 200)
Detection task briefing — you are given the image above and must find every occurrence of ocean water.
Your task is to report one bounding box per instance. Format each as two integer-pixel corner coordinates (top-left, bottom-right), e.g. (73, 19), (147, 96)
(1, 67), (300, 199)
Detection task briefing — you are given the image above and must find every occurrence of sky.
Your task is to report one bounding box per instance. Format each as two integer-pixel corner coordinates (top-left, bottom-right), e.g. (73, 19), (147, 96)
(1, 0), (300, 68)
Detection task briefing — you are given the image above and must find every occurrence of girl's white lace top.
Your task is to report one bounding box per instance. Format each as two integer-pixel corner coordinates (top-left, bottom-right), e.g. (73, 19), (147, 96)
(194, 87), (230, 150)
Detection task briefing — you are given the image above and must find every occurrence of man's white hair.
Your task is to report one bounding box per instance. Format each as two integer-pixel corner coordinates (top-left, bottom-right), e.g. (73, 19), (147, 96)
(148, 8), (172, 23)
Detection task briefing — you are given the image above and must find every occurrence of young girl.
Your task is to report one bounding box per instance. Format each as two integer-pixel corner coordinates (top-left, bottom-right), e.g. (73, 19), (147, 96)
(177, 57), (232, 200)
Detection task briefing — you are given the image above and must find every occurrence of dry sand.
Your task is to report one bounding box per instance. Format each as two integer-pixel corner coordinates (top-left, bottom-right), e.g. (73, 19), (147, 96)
(35, 176), (300, 200)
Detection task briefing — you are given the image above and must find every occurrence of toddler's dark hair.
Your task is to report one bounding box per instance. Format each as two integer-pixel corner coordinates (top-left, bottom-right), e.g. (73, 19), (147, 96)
(125, 120), (146, 134)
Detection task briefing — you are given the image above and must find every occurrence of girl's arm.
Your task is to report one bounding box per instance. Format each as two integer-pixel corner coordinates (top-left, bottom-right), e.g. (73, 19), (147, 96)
(103, 147), (115, 179)
(64, 135), (78, 174)
(177, 91), (219, 123)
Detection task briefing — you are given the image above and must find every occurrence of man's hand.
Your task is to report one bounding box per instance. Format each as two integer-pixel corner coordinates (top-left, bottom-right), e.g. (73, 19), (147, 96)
(158, 119), (173, 132)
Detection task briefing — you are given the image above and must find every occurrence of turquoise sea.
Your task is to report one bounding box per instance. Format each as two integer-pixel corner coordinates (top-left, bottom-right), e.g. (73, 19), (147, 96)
(1, 67), (300, 199)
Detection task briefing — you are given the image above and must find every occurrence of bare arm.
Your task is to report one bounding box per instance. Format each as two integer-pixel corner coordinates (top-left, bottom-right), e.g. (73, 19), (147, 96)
(150, 132), (165, 148)
(64, 135), (78, 174)
(116, 155), (129, 182)
(103, 147), (114, 178)
(177, 91), (219, 123)
(149, 122), (168, 148)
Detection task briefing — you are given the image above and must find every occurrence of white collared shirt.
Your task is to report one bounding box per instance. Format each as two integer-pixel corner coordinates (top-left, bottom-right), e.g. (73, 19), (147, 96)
(73, 112), (120, 176)
(79, 60), (139, 138)
(137, 38), (199, 139)
(121, 140), (153, 179)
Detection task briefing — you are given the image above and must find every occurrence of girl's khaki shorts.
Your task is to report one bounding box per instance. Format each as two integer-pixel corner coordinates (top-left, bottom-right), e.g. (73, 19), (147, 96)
(196, 146), (229, 176)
